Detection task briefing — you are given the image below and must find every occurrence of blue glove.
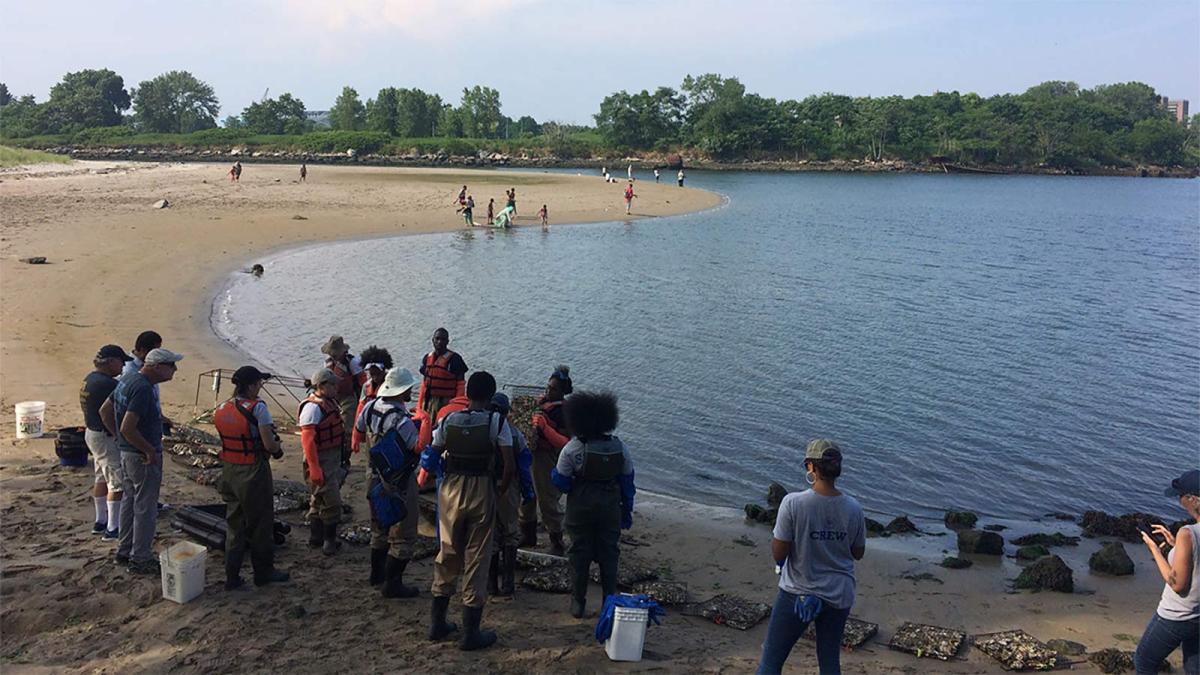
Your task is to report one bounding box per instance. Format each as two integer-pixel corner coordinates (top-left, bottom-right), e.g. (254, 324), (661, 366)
(621, 510), (633, 530)
(550, 467), (574, 494)
(419, 445), (443, 477)
(794, 594), (824, 623)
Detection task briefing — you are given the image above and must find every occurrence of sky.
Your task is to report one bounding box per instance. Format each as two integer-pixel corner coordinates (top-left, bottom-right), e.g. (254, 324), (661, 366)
(1, 0), (1197, 125)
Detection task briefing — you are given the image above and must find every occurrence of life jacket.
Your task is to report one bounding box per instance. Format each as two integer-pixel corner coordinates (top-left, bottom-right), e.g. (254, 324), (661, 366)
(579, 437), (624, 483)
(361, 398), (405, 448)
(535, 399), (568, 452)
(350, 379), (380, 452)
(213, 397), (265, 465)
(298, 395), (345, 453)
(441, 410), (497, 476)
(326, 355), (358, 400)
(421, 350), (461, 400)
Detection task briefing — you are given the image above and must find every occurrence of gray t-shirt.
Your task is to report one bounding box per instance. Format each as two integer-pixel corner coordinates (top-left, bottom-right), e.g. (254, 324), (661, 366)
(1157, 523), (1200, 621)
(773, 489), (866, 609)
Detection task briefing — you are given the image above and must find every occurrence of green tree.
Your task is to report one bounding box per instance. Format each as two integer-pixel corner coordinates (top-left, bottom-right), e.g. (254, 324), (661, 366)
(513, 115), (541, 137)
(42, 68), (131, 132)
(396, 89), (442, 137)
(367, 87), (399, 135)
(1085, 82), (1164, 125)
(131, 71), (219, 133)
(1130, 118), (1188, 164)
(0, 83), (11, 107)
(241, 93), (309, 135)
(458, 86), (502, 138)
(329, 86), (366, 131)
(0, 95), (43, 137)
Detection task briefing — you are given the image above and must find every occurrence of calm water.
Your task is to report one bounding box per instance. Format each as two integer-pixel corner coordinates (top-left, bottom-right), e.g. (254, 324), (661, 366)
(214, 171), (1200, 521)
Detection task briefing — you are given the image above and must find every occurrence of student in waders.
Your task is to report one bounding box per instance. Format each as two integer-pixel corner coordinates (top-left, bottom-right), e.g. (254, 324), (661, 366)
(488, 393), (535, 598)
(550, 390), (635, 618)
(424, 372), (515, 651)
(519, 366), (572, 555)
(213, 366), (289, 590)
(320, 335), (363, 488)
(355, 367), (422, 597)
(299, 369), (347, 556)
(415, 327), (468, 451)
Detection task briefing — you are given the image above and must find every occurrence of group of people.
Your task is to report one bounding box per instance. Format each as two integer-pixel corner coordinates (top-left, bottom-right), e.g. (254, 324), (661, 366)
(455, 185), (548, 229)
(602, 164), (686, 187)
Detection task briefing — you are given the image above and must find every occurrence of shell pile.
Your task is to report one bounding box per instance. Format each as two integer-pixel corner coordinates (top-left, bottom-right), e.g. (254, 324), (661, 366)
(678, 594), (772, 631)
(632, 581), (690, 605)
(888, 622), (966, 661)
(974, 630), (1059, 671)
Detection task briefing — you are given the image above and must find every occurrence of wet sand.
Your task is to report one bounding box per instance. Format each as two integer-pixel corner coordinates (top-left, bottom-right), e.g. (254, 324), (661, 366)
(0, 161), (1173, 673)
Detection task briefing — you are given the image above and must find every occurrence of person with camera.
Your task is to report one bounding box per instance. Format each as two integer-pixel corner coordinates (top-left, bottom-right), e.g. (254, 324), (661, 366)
(1136, 470), (1199, 675)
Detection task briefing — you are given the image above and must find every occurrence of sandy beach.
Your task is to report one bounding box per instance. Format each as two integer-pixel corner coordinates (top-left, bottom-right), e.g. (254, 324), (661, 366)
(0, 161), (1177, 673)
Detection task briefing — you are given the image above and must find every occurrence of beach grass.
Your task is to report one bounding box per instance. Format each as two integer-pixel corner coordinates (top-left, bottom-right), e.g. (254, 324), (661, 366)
(0, 145), (71, 168)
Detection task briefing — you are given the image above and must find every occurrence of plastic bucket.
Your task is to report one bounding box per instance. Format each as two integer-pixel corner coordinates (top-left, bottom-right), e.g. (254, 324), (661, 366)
(161, 541), (208, 604)
(14, 401), (46, 439)
(605, 605), (649, 662)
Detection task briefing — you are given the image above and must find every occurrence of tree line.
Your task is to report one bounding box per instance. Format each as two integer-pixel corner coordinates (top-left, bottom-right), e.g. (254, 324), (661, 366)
(1, 68), (1196, 169)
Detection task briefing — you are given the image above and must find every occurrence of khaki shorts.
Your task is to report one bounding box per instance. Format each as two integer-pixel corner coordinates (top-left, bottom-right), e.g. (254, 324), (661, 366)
(86, 428), (123, 492)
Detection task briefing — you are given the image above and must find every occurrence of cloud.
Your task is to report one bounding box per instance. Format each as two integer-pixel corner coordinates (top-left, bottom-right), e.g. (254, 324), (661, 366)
(280, 0), (542, 35)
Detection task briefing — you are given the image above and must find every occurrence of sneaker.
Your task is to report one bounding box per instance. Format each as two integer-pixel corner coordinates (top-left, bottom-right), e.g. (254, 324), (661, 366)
(102, 529), (119, 541)
(92, 522), (108, 535)
(129, 559), (161, 576)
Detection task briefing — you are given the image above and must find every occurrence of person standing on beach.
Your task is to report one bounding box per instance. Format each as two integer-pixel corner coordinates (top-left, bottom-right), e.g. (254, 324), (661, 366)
(677, 169), (685, 187)
(300, 162), (307, 182)
(550, 390), (635, 618)
(350, 346), (393, 455)
(299, 368), (347, 555)
(487, 198), (495, 226)
(458, 185), (468, 206)
(100, 348), (184, 575)
(416, 328), (468, 448)
(506, 188), (517, 218)
(654, 168), (660, 183)
(487, 393), (534, 598)
(627, 164), (633, 181)
(460, 196), (475, 227)
(624, 182), (637, 215)
(1135, 470), (1199, 675)
(213, 366), (289, 590)
(321, 335), (363, 484)
(80, 344), (133, 539)
(234, 161), (243, 182)
(538, 204), (548, 228)
(756, 439), (865, 675)
(122, 331), (162, 380)
(356, 367), (422, 598)
(518, 366), (572, 555)
(427, 371), (514, 651)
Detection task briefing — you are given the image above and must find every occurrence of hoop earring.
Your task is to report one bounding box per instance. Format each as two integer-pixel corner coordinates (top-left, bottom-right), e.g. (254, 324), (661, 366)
(805, 471), (816, 485)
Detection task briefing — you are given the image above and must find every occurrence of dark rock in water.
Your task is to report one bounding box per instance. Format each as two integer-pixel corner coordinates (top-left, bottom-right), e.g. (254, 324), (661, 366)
(865, 518), (888, 537)
(1015, 555), (1074, 593)
(984, 524), (1008, 532)
(957, 529), (1005, 555)
(1046, 639), (1087, 656)
(1088, 647), (1168, 673)
(1016, 545), (1050, 561)
(760, 507), (778, 524)
(941, 556), (973, 569)
(766, 482), (788, 507)
(886, 516), (919, 534)
(744, 503), (765, 521)
(1080, 511), (1164, 543)
(1044, 512), (1077, 522)
(944, 511), (978, 529)
(1089, 542), (1135, 576)
(1012, 532), (1080, 547)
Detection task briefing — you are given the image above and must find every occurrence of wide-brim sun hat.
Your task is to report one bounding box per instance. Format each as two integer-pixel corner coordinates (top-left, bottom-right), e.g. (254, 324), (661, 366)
(377, 368), (419, 398)
(321, 335), (349, 356)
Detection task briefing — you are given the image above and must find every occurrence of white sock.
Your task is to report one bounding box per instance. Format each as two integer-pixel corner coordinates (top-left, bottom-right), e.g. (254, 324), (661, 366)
(107, 499), (122, 531)
(94, 496), (107, 525)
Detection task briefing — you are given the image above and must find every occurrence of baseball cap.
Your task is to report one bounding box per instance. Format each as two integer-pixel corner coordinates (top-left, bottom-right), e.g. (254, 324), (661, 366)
(1164, 470), (1200, 498)
(490, 392), (511, 415)
(144, 348), (184, 366)
(231, 366), (272, 386)
(804, 438), (842, 462)
(310, 368), (338, 387)
(96, 344), (133, 362)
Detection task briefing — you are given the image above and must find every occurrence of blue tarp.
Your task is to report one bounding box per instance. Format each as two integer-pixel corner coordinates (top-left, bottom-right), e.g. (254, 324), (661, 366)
(594, 594), (665, 644)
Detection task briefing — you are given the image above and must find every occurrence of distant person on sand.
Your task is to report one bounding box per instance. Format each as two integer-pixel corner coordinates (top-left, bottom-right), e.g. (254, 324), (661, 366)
(624, 182), (637, 215)
(300, 162), (307, 182)
(458, 185), (467, 205)
(459, 195), (475, 226)
(299, 368), (347, 556)
(538, 204), (548, 227)
(81, 344), (133, 539)
(756, 439), (866, 675)
(677, 169), (685, 187)
(627, 164), (633, 181)
(519, 366), (572, 556)
(506, 188), (517, 218)
(1135, 469), (1199, 675)
(101, 348), (184, 575)
(229, 163), (237, 182)
(551, 390), (636, 619)
(487, 198), (495, 226)
(212, 366), (289, 590)
(654, 168), (660, 183)
(234, 161), (242, 182)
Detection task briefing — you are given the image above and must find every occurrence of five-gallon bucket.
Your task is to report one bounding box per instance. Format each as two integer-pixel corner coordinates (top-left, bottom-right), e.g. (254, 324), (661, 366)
(161, 541), (208, 604)
(14, 401), (46, 439)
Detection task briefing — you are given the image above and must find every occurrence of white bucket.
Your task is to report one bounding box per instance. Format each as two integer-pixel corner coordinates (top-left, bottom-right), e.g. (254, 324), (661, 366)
(161, 541), (207, 604)
(605, 605), (650, 662)
(14, 401), (46, 439)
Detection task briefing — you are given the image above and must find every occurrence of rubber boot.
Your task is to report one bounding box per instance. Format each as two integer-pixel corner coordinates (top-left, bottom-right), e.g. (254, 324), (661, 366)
(459, 605), (497, 651)
(251, 551), (290, 586)
(323, 522), (340, 556)
(519, 521), (537, 548)
(308, 518), (324, 548)
(498, 546), (517, 597)
(224, 547), (245, 591)
(369, 548), (387, 586)
(381, 557), (419, 598)
(428, 595), (458, 641)
(549, 531), (566, 557)
(570, 596), (585, 619)
(487, 550), (500, 596)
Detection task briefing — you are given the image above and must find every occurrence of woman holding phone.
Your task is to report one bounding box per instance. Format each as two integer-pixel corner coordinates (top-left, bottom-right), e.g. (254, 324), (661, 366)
(1136, 469), (1199, 675)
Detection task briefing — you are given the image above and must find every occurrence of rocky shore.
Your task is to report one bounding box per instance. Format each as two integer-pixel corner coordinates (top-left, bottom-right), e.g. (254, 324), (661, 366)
(37, 145), (1200, 178)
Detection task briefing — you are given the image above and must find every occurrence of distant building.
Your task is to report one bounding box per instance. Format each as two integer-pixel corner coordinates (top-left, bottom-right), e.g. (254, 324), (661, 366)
(305, 110), (332, 129)
(1156, 96), (1190, 124)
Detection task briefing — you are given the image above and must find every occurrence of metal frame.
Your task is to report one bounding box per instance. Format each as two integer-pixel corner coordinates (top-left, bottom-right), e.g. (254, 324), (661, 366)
(193, 368), (311, 425)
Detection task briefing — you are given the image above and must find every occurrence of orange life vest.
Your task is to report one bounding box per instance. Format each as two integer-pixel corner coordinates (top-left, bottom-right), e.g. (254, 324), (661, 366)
(213, 397), (265, 465)
(350, 380), (381, 452)
(326, 356), (358, 400)
(421, 350), (461, 400)
(298, 395), (345, 452)
(535, 399), (567, 453)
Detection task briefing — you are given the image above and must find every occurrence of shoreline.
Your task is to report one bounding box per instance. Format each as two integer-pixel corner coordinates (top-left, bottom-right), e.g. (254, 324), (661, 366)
(0, 160), (1182, 673)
